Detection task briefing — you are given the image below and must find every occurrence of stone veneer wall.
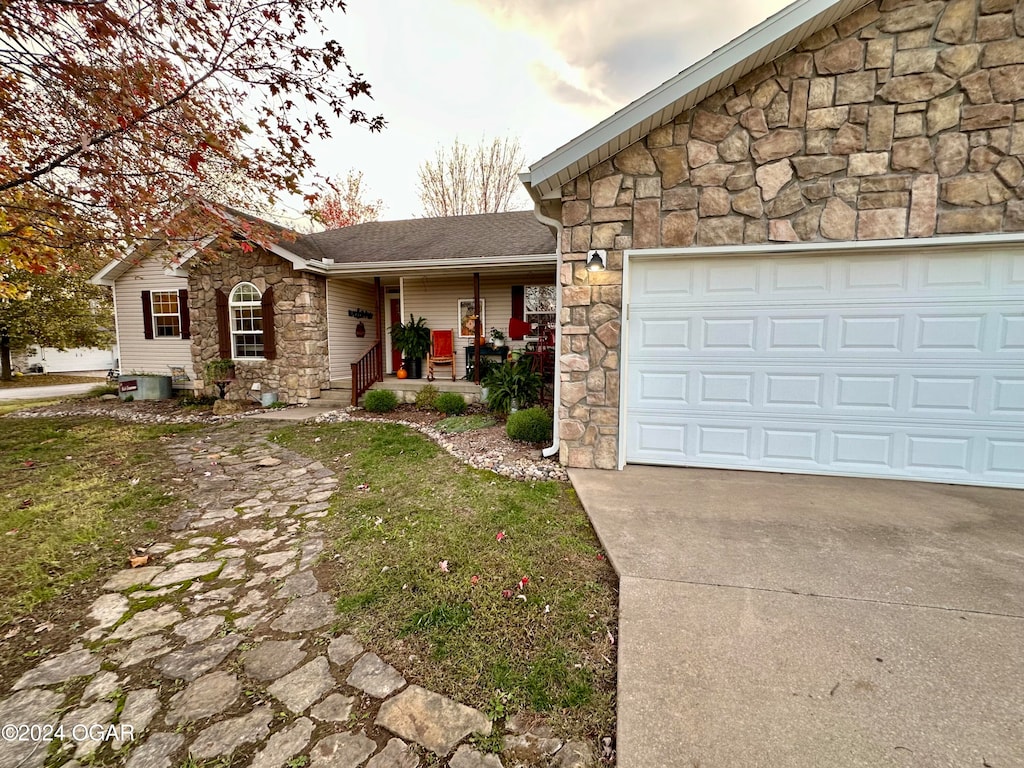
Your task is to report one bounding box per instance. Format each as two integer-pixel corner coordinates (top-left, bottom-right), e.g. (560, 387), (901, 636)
(189, 249), (329, 403)
(557, 0), (1024, 469)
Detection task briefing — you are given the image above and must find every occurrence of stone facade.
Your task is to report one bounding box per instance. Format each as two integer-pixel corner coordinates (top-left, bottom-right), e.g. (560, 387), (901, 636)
(557, 0), (1024, 469)
(189, 249), (329, 403)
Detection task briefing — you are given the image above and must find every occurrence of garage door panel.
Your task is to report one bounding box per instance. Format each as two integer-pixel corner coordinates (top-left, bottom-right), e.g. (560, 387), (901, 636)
(626, 250), (1024, 488)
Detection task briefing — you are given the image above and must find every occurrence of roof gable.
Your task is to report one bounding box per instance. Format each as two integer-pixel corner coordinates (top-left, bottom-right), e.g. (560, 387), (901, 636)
(522, 0), (871, 200)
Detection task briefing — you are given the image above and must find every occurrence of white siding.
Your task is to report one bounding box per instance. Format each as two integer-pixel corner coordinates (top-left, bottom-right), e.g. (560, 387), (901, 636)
(327, 280), (379, 381)
(112, 253), (195, 382)
(402, 270), (555, 377)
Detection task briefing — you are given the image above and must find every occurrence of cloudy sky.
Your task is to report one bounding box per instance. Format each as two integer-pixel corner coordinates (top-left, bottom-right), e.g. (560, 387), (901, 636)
(298, 0), (793, 222)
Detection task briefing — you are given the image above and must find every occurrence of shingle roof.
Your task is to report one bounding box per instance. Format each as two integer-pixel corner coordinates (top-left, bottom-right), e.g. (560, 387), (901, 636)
(296, 210), (555, 263)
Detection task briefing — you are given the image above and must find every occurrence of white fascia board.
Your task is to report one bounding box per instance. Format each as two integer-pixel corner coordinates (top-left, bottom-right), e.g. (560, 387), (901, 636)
(303, 253), (557, 277)
(91, 259), (124, 286)
(267, 243), (311, 270)
(524, 0), (862, 196)
(623, 233), (1024, 262)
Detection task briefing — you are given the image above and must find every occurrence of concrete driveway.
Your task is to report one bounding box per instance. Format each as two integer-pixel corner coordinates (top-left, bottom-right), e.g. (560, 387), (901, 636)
(0, 382), (101, 401)
(570, 466), (1024, 768)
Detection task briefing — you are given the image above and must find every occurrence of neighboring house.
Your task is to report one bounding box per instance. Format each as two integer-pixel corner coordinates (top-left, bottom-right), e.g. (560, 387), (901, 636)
(519, 0), (1024, 488)
(92, 211), (556, 403)
(14, 344), (117, 374)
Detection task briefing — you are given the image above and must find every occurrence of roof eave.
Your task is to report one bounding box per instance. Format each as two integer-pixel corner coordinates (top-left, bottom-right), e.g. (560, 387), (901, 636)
(522, 0), (870, 199)
(304, 253), (557, 277)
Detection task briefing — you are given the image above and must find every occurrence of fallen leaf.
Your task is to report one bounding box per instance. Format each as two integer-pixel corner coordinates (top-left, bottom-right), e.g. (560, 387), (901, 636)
(129, 554), (151, 568)
(438, 560), (449, 573)
(470, 575), (480, 585)
(495, 531), (506, 542)
(3, 626), (20, 639)
(18, 499), (32, 509)
(501, 589), (513, 599)
(34, 622), (54, 633)
(356, 483), (370, 491)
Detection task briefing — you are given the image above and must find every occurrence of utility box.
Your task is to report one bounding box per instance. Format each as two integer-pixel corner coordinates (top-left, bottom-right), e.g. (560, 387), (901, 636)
(118, 374), (173, 400)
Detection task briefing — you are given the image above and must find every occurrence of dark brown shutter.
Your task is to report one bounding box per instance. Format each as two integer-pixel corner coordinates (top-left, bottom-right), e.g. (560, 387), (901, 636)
(261, 285), (276, 360)
(511, 285), (524, 320)
(141, 291), (154, 339)
(178, 289), (191, 339)
(216, 289), (231, 359)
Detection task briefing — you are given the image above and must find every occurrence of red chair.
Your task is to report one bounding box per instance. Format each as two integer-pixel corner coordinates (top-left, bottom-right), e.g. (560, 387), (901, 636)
(508, 317), (532, 340)
(427, 329), (456, 381)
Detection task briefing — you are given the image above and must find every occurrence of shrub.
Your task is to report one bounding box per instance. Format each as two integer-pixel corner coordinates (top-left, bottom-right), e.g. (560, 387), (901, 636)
(415, 384), (439, 410)
(434, 392), (467, 416)
(482, 358), (541, 415)
(179, 393), (217, 407)
(506, 407), (553, 443)
(364, 389), (398, 413)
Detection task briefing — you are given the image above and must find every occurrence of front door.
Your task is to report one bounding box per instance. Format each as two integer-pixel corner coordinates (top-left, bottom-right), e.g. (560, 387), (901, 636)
(389, 297), (402, 372)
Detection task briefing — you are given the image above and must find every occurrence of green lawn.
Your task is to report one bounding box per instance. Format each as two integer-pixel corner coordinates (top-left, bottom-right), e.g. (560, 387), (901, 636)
(0, 417), (197, 622)
(0, 373), (105, 388)
(272, 421), (618, 740)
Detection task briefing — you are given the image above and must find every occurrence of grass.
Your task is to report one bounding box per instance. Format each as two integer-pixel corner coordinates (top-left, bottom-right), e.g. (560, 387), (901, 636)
(0, 373), (104, 388)
(269, 421), (618, 740)
(0, 416), (199, 622)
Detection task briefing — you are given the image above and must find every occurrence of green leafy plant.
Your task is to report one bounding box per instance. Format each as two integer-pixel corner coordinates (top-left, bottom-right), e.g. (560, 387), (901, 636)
(178, 393), (217, 407)
(203, 358), (236, 381)
(415, 384), (440, 410)
(389, 315), (431, 360)
(482, 358), (541, 415)
(363, 389), (398, 413)
(434, 392), (467, 416)
(506, 407), (553, 443)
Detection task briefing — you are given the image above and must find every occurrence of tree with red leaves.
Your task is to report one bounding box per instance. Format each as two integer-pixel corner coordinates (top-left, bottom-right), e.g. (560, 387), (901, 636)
(0, 0), (384, 293)
(311, 170), (384, 229)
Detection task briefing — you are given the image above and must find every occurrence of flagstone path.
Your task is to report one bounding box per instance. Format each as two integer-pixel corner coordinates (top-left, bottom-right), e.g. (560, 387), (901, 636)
(0, 424), (595, 768)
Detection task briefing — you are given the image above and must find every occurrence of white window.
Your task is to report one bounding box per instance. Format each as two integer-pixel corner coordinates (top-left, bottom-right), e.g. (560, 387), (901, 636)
(525, 285), (556, 330)
(229, 282), (264, 358)
(151, 291), (181, 337)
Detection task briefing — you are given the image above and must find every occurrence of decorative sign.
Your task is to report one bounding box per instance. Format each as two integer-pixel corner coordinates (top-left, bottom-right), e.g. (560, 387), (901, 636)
(348, 309), (373, 319)
(355, 322), (366, 338)
(119, 379), (138, 393)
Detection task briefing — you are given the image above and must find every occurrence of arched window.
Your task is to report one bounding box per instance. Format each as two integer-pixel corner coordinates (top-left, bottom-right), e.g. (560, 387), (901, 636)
(229, 282), (264, 358)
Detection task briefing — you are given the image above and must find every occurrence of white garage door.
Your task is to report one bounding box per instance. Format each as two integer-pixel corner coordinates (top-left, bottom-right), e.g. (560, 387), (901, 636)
(624, 245), (1024, 488)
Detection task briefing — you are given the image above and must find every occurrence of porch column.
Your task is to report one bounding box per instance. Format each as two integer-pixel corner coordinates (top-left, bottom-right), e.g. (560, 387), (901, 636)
(473, 271), (481, 384)
(374, 276), (383, 381)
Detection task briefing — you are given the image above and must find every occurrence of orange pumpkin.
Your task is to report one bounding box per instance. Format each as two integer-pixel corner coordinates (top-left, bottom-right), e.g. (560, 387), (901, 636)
(396, 366), (408, 380)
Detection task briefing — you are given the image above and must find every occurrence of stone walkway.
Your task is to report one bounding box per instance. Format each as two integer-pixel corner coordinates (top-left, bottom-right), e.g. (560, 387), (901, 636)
(0, 424), (594, 768)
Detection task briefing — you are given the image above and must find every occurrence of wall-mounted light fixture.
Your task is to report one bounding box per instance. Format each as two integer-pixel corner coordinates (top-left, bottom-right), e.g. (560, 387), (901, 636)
(586, 249), (607, 272)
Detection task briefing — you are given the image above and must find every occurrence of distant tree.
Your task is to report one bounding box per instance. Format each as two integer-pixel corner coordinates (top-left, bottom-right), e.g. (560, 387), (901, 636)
(311, 170), (385, 229)
(0, 0), (384, 291)
(0, 268), (113, 381)
(417, 136), (528, 216)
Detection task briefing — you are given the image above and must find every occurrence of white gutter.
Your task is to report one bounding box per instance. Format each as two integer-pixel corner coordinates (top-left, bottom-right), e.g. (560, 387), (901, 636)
(301, 253), (557, 277)
(529, 203), (564, 460)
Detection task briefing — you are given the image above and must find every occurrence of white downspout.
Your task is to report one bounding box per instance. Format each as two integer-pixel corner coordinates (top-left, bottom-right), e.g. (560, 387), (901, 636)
(531, 202), (563, 460)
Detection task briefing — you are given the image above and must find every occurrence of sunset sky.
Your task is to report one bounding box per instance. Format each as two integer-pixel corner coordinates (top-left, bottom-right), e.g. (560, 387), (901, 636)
(297, 0), (794, 222)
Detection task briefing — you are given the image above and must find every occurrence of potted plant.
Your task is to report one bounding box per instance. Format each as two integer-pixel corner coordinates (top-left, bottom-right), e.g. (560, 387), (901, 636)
(488, 327), (507, 348)
(204, 358), (236, 399)
(481, 356), (541, 414)
(389, 315), (431, 379)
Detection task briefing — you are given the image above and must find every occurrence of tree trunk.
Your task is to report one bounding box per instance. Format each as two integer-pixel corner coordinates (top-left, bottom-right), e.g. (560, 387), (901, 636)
(1, 335), (12, 381)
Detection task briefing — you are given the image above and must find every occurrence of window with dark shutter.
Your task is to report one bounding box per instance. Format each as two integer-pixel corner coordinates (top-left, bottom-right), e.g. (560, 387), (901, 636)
(178, 289), (191, 339)
(261, 286), (276, 360)
(141, 290), (154, 339)
(216, 289), (231, 358)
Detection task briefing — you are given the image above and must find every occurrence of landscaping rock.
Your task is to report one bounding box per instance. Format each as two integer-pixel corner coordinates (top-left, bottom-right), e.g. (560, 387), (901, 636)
(310, 693), (356, 722)
(102, 566), (163, 591)
(114, 689), (161, 749)
(327, 634), (364, 666)
(124, 733), (184, 768)
(172, 613), (223, 644)
(376, 684), (491, 755)
(113, 635), (172, 667)
(109, 605), (182, 641)
(13, 649), (100, 690)
(366, 737), (419, 768)
(267, 656), (333, 714)
(242, 638), (306, 681)
(346, 652), (407, 698)
(450, 745), (506, 768)
(166, 671), (241, 724)
(310, 731), (377, 768)
(187, 706), (273, 759)
(251, 717), (315, 768)
(149, 559), (223, 588)
(154, 634), (242, 681)
(275, 569), (319, 598)
(0, 689), (64, 768)
(87, 593), (128, 629)
(270, 591), (335, 632)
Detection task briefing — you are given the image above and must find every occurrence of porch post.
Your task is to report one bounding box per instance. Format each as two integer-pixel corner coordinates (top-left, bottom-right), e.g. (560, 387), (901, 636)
(473, 272), (481, 384)
(374, 276), (383, 381)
